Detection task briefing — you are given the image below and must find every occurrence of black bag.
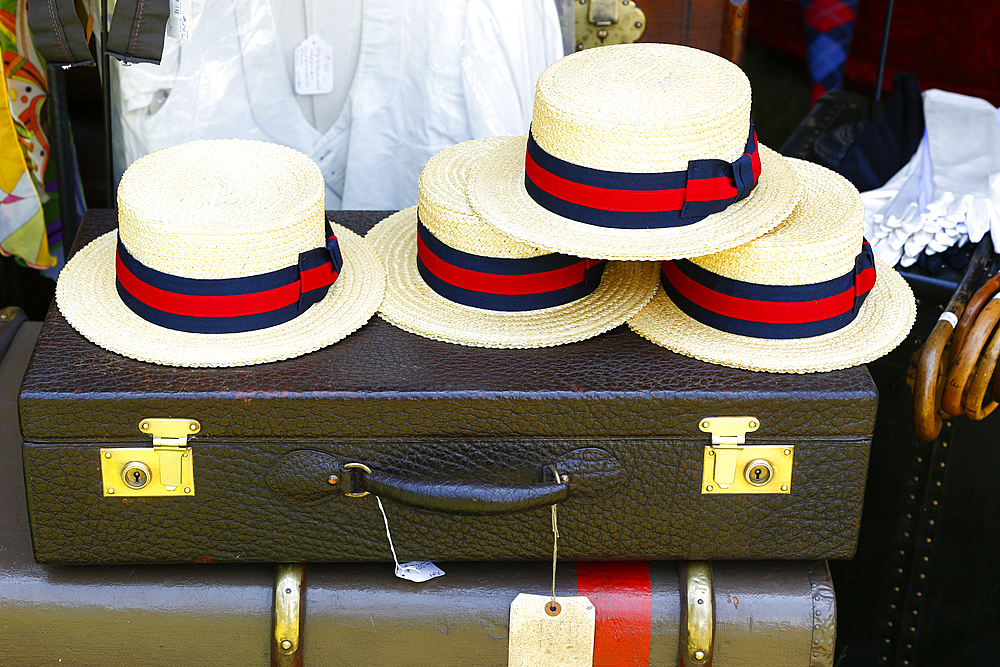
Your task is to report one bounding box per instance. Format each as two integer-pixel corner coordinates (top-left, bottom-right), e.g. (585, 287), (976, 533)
(19, 210), (878, 564)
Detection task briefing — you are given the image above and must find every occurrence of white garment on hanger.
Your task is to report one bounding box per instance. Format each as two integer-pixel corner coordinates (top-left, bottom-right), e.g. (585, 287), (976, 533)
(114, 0), (563, 210)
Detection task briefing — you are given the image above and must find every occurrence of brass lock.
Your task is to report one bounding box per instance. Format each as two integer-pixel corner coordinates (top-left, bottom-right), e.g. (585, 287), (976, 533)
(743, 459), (774, 487)
(121, 461), (152, 489)
(575, 0), (646, 51)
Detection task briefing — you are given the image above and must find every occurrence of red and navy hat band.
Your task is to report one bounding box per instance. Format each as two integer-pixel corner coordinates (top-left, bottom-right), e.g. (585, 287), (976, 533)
(523, 122), (761, 229)
(415, 216), (607, 312)
(661, 241), (876, 339)
(115, 222), (344, 334)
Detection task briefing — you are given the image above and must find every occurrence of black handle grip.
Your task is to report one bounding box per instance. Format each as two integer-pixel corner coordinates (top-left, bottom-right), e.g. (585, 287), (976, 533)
(358, 469), (568, 515)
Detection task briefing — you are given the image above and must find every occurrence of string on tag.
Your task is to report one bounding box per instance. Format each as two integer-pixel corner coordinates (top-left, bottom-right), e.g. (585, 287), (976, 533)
(551, 503), (559, 607)
(375, 496), (401, 571)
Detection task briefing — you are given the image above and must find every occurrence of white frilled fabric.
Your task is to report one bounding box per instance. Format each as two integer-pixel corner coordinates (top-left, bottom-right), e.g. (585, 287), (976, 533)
(863, 89), (1000, 267)
(114, 0), (563, 210)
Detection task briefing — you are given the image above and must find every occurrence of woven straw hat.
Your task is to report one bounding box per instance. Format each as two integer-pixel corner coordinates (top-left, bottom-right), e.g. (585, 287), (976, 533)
(467, 43), (802, 261)
(368, 137), (660, 348)
(629, 159), (916, 373)
(56, 139), (386, 367)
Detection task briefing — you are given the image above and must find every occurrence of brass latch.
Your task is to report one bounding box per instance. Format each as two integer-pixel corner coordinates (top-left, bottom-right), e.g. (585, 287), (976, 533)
(575, 0), (646, 50)
(699, 417), (793, 495)
(101, 418), (200, 497)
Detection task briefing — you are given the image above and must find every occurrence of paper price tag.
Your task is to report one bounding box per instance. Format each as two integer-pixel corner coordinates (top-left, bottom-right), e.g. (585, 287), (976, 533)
(167, 0), (192, 42)
(508, 594), (595, 667)
(294, 36), (334, 96)
(395, 561), (445, 583)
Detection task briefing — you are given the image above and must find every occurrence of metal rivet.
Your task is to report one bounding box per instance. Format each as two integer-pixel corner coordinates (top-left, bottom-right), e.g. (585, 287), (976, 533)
(693, 651), (705, 661)
(749, 420), (757, 429)
(706, 485), (713, 492)
(932, 500), (938, 506)
(813, 653), (819, 658)
(576, 44), (584, 50)
(903, 533), (909, 538)
(328, 475), (339, 485)
(780, 484), (788, 491)
(622, 0), (628, 4)
(814, 624), (821, 630)
(783, 449), (791, 456)
(184, 487), (191, 493)
(190, 423), (197, 431)
(941, 441), (948, 447)
(561, 474), (570, 483)
(708, 450), (715, 456)
(890, 604), (896, 610)
(285, 588), (292, 594)
(916, 592), (922, 597)
(141, 422), (149, 430)
(107, 488), (115, 494)
(697, 599), (703, 605)
(701, 420), (711, 429)
(597, 28), (608, 38)
(919, 574), (925, 579)
(182, 451), (188, 457)
(280, 640), (292, 650)
(635, 21), (642, 27)
(104, 452), (112, 458)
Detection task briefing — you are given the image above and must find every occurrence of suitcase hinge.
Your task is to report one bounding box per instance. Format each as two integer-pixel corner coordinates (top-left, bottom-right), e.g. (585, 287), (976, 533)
(274, 564), (305, 658)
(100, 418), (200, 497)
(699, 417), (793, 495)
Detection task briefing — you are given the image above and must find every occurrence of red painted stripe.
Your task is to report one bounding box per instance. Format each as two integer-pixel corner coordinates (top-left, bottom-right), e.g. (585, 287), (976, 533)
(116, 251), (300, 317)
(662, 261), (858, 324)
(577, 561), (651, 667)
(417, 233), (587, 296)
(525, 151), (687, 213)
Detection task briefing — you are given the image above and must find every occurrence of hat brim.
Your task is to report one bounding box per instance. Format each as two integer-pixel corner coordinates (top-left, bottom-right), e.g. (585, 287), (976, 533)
(467, 137), (802, 261)
(368, 207), (661, 348)
(628, 259), (916, 373)
(55, 223), (387, 367)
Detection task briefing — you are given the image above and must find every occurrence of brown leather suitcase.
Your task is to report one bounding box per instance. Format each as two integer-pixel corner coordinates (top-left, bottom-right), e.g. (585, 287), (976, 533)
(1, 305), (838, 667)
(18, 209), (878, 564)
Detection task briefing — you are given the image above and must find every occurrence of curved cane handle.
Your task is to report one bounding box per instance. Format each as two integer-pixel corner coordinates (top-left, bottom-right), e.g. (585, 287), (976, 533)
(914, 320), (953, 442)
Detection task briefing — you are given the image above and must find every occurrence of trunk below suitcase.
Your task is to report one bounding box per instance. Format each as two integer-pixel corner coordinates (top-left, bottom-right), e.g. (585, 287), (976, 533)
(19, 210), (878, 564)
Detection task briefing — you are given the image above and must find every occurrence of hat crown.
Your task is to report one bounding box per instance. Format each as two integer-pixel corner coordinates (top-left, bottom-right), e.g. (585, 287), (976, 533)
(690, 160), (865, 285)
(418, 137), (547, 259)
(530, 43), (752, 173)
(116, 139), (326, 280)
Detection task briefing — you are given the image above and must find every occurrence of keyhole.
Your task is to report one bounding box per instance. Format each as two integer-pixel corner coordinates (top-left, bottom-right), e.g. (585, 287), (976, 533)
(133, 470), (143, 484)
(754, 468), (761, 480)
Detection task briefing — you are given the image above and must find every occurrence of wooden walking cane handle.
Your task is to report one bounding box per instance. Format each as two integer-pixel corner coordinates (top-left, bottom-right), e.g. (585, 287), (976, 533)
(963, 322), (1000, 420)
(942, 296), (1000, 416)
(913, 239), (994, 441)
(914, 321), (954, 442)
(950, 272), (1000, 369)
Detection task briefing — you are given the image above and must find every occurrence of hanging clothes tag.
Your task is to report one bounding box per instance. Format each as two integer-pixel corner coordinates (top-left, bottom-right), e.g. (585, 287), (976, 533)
(294, 36), (334, 95)
(374, 497), (446, 583)
(509, 594), (595, 666)
(508, 499), (593, 666)
(167, 0), (192, 42)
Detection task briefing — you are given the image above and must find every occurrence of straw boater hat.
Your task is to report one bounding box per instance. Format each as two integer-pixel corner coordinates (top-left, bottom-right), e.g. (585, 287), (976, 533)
(56, 139), (386, 367)
(628, 159), (916, 373)
(367, 136), (660, 348)
(467, 43), (802, 261)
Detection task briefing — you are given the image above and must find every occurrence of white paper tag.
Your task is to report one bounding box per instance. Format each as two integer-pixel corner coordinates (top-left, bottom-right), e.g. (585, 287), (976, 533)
(167, 0), (192, 42)
(394, 561), (445, 583)
(294, 36), (334, 95)
(938, 311), (959, 327)
(508, 594), (595, 667)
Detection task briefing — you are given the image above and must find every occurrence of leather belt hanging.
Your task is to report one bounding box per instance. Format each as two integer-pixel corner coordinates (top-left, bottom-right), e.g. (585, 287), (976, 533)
(27, 0), (94, 66)
(105, 0), (170, 64)
(27, 0), (170, 66)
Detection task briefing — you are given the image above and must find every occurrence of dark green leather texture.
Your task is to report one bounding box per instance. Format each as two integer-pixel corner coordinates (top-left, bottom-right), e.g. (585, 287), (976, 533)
(19, 210), (878, 564)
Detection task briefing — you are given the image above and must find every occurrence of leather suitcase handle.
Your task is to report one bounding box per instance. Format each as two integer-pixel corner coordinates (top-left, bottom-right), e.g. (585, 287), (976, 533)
(354, 467), (569, 515)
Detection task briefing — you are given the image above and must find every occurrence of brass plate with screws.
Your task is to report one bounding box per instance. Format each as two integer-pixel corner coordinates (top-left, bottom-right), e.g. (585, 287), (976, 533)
(101, 447), (195, 497)
(701, 445), (793, 495)
(575, 0), (646, 51)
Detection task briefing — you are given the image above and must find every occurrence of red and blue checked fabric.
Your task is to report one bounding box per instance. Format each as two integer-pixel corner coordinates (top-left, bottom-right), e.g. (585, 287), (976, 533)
(799, 0), (861, 105)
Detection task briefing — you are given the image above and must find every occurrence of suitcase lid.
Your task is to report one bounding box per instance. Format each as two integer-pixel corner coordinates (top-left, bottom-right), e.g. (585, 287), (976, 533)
(18, 210), (877, 443)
